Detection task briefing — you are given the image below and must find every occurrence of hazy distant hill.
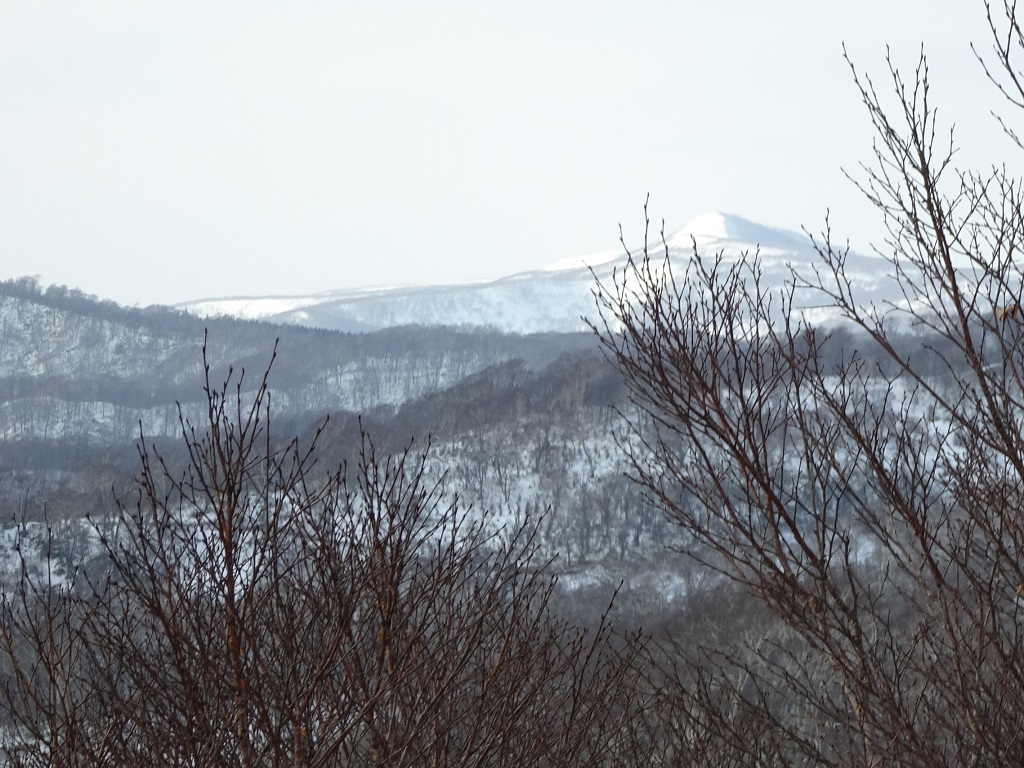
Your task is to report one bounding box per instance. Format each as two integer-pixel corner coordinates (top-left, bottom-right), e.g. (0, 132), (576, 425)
(177, 212), (899, 333)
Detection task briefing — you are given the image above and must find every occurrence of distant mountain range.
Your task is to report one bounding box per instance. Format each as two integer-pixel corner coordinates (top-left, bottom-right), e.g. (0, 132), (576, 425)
(178, 213), (898, 334)
(0, 213), (975, 620)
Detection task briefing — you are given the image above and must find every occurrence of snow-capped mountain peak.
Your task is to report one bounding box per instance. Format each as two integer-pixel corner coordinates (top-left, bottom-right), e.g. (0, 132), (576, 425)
(667, 212), (812, 252)
(178, 213), (886, 334)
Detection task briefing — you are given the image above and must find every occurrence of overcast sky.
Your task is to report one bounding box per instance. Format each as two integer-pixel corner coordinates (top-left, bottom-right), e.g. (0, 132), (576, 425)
(0, 1), (1014, 306)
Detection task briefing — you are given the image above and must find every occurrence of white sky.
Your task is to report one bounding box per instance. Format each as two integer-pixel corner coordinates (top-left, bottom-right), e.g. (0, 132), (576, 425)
(0, 1), (1014, 306)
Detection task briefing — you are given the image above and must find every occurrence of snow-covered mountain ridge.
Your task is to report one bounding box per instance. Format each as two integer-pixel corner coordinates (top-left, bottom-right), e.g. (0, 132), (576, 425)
(178, 213), (895, 334)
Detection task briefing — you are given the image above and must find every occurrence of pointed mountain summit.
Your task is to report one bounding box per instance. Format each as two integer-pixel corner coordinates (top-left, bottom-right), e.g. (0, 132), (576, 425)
(542, 213), (812, 275)
(667, 212), (812, 252)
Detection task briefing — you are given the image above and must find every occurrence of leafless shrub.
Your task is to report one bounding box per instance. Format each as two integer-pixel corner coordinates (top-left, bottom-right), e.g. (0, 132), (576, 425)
(0, 339), (649, 768)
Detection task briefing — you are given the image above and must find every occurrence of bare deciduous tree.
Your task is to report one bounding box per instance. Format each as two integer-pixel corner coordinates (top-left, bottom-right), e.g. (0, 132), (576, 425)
(594, 2), (1024, 765)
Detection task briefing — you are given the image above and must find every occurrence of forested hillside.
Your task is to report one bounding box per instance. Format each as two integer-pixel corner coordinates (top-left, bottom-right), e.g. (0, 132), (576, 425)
(0, 277), (593, 441)
(0, 277), (693, 621)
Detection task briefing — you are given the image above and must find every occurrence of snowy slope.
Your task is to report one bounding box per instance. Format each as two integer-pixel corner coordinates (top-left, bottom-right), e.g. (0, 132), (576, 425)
(179, 213), (898, 334)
